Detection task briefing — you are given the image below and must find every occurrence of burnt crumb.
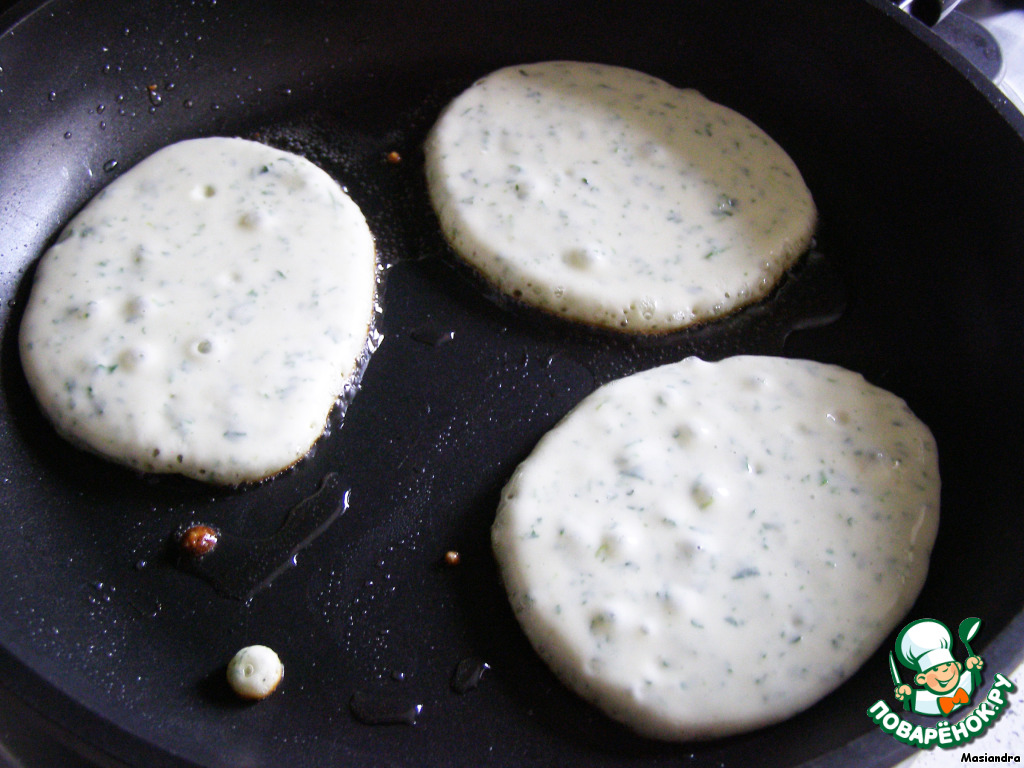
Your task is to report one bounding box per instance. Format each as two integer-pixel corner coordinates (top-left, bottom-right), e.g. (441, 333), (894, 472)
(179, 524), (220, 558)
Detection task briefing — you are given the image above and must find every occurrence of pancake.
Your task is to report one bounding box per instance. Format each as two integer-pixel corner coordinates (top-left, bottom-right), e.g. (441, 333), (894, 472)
(18, 137), (378, 484)
(425, 61), (817, 333)
(491, 355), (940, 739)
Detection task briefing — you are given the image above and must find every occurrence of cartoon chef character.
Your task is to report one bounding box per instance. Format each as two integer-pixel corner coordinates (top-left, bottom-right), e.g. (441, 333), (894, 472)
(893, 618), (983, 716)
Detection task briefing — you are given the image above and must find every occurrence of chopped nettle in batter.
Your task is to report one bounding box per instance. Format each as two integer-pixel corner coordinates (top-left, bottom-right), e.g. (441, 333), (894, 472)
(19, 137), (378, 484)
(492, 355), (940, 740)
(425, 61), (817, 332)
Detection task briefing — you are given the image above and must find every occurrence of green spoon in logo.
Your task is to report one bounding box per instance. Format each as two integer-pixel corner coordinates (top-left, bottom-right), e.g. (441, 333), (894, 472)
(958, 617), (982, 656)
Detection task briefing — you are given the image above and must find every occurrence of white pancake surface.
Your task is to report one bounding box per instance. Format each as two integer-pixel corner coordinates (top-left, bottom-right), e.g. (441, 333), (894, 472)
(19, 137), (378, 484)
(425, 62), (817, 332)
(492, 356), (939, 740)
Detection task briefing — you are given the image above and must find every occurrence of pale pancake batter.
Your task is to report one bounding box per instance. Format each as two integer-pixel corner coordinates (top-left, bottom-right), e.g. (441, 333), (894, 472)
(425, 62), (817, 332)
(492, 355), (940, 739)
(19, 137), (378, 484)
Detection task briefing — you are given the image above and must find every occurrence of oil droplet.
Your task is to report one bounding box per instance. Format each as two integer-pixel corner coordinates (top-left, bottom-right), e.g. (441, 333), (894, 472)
(183, 98), (194, 109)
(451, 657), (490, 693)
(410, 326), (455, 347)
(349, 691), (422, 726)
(63, 131), (72, 140)
(47, 91), (56, 102)
(102, 160), (118, 173)
(174, 472), (349, 600)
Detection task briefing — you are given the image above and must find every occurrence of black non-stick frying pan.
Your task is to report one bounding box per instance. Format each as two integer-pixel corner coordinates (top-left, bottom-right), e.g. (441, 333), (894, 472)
(2, 0), (1024, 766)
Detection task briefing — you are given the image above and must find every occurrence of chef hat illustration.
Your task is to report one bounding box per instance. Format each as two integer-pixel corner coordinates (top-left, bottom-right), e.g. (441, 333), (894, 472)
(896, 618), (956, 673)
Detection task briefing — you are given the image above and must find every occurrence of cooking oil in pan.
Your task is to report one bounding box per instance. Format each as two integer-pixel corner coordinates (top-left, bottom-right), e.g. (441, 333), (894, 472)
(173, 472), (349, 601)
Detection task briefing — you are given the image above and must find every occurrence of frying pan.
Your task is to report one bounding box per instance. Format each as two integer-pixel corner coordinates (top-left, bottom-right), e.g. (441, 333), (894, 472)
(2, 0), (1024, 766)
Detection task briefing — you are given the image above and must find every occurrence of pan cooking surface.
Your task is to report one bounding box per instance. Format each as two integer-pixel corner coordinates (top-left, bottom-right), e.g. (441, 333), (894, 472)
(2, 1), (1024, 766)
